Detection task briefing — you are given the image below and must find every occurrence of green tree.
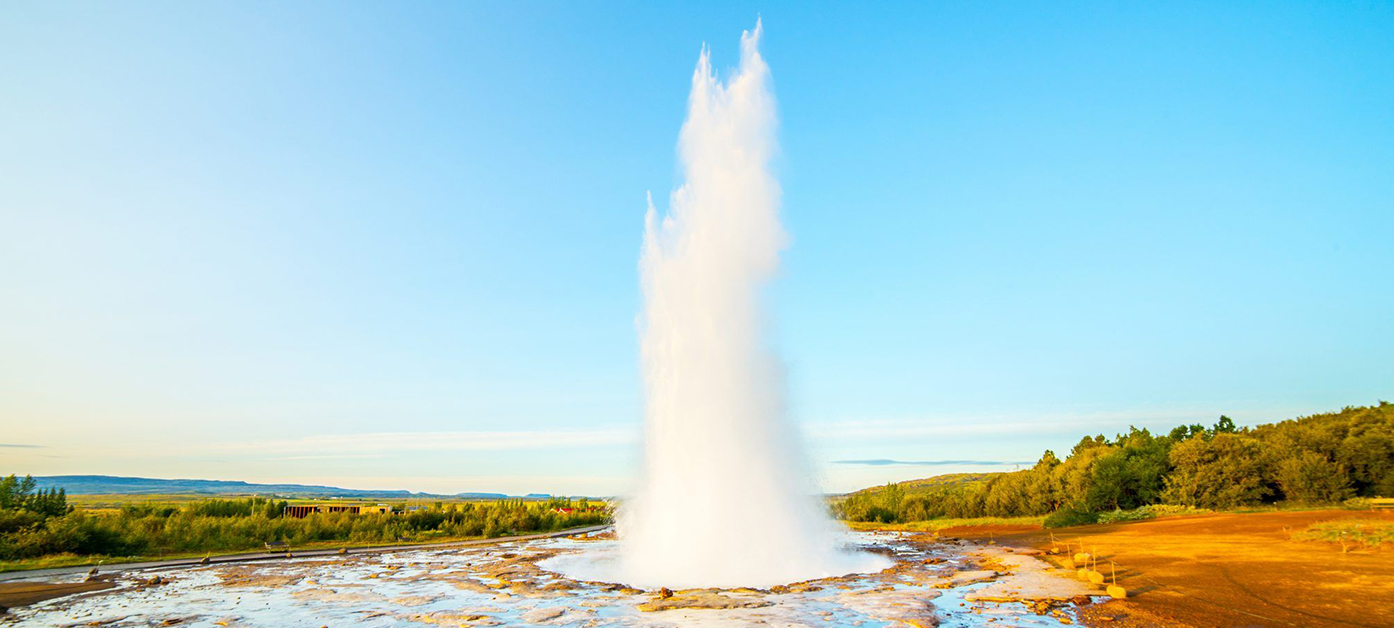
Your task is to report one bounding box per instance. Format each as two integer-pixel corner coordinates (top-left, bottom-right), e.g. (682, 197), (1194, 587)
(1086, 428), (1171, 511)
(1163, 433), (1269, 508)
(1275, 451), (1353, 503)
(0, 475), (18, 510)
(1168, 423), (1207, 441)
(1052, 442), (1114, 510)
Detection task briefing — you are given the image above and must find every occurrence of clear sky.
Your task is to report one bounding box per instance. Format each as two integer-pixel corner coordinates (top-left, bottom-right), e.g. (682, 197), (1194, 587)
(2, 2), (1391, 495)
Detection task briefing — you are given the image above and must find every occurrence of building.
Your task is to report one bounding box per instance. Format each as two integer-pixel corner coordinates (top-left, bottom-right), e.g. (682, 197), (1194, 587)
(283, 503), (392, 519)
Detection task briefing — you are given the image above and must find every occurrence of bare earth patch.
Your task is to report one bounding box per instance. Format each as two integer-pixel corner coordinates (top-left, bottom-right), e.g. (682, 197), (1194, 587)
(954, 509), (1394, 628)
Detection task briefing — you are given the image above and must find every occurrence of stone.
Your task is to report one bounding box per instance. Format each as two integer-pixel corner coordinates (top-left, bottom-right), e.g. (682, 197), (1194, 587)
(520, 607), (566, 622)
(637, 590), (773, 612)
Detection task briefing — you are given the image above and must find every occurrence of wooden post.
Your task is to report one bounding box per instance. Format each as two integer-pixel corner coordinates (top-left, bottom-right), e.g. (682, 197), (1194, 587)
(1106, 560), (1128, 599)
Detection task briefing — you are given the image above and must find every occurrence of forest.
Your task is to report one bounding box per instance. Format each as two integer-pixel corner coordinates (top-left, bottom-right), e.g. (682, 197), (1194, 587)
(835, 402), (1393, 527)
(0, 480), (608, 565)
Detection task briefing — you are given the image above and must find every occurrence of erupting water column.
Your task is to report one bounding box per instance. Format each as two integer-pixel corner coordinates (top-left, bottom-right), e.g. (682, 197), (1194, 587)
(615, 21), (887, 589)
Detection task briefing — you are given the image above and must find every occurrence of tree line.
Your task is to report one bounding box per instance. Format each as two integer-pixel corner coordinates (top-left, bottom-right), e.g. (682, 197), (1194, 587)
(834, 402), (1393, 527)
(0, 474), (70, 518)
(0, 488), (610, 563)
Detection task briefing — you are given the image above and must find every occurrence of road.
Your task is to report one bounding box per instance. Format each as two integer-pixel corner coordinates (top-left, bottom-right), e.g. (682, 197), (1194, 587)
(0, 524), (611, 582)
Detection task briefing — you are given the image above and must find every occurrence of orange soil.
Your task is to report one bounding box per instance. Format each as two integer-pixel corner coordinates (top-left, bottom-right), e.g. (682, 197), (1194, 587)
(948, 510), (1394, 628)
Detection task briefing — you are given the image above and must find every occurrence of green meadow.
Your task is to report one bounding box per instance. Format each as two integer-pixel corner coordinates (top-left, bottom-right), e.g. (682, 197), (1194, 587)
(0, 483), (609, 572)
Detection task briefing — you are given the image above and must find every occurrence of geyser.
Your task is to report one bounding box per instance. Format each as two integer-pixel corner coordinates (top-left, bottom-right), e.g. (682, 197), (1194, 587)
(548, 21), (888, 589)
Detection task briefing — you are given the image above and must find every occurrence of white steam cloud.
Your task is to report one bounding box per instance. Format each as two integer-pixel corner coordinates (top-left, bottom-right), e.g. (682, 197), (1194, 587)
(608, 21), (888, 588)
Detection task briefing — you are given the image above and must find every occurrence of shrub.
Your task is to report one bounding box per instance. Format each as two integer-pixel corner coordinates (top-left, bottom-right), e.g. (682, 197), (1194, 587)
(1162, 433), (1270, 509)
(1342, 497), (1374, 510)
(1095, 504), (1210, 524)
(1275, 451), (1354, 503)
(1043, 506), (1099, 528)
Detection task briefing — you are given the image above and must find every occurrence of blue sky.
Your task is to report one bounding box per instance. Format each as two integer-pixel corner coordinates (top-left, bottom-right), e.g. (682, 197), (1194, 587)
(2, 2), (1391, 495)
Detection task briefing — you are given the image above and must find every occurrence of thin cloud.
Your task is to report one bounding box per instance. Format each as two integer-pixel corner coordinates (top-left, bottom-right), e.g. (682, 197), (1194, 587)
(221, 427), (636, 456)
(0, 443), (43, 448)
(271, 454), (388, 461)
(805, 407), (1239, 441)
(833, 459), (1029, 467)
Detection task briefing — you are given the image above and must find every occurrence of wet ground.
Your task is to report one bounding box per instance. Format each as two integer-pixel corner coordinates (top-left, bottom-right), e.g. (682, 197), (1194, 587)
(5, 531), (1100, 627)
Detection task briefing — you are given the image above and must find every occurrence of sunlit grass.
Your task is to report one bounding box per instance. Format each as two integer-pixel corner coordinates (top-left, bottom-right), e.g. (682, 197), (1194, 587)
(67, 494), (523, 509)
(842, 515), (1046, 532)
(1294, 519), (1394, 550)
(0, 522), (603, 573)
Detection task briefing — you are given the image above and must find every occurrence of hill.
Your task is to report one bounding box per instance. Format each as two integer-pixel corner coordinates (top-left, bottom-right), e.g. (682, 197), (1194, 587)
(29, 475), (512, 500)
(844, 472), (999, 498)
(836, 402), (1394, 526)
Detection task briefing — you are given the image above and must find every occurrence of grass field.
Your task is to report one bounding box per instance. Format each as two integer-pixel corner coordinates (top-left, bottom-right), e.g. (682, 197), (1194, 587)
(65, 493), (535, 510)
(1, 493), (610, 573)
(0, 522), (603, 573)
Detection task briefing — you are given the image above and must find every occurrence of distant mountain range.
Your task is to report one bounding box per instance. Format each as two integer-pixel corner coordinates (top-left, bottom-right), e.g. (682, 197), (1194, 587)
(30, 475), (550, 500)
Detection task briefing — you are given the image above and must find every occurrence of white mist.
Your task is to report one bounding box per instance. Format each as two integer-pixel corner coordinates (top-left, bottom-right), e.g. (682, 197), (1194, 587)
(610, 21), (887, 589)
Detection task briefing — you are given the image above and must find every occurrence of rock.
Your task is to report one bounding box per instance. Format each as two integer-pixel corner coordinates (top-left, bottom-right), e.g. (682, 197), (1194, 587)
(520, 607), (566, 622)
(405, 611), (491, 626)
(637, 590), (773, 612)
(1025, 599), (1060, 614)
(658, 587), (673, 599)
(838, 589), (939, 627)
(935, 570), (996, 589)
(391, 595), (443, 607)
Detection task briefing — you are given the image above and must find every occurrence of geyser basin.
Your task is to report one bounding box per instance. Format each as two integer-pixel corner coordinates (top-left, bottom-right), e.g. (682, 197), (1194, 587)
(537, 531), (892, 590)
(619, 20), (887, 589)
(12, 531), (1098, 628)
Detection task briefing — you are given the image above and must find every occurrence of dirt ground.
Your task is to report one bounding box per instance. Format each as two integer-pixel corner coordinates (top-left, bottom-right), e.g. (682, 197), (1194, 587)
(0, 579), (115, 610)
(944, 510), (1394, 628)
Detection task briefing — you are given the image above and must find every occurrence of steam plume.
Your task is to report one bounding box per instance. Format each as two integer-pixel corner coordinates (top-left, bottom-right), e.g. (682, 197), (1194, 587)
(615, 20), (887, 588)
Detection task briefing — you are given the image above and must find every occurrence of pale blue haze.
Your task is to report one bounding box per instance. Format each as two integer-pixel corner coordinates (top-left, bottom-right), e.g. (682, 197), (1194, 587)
(2, 2), (1391, 494)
